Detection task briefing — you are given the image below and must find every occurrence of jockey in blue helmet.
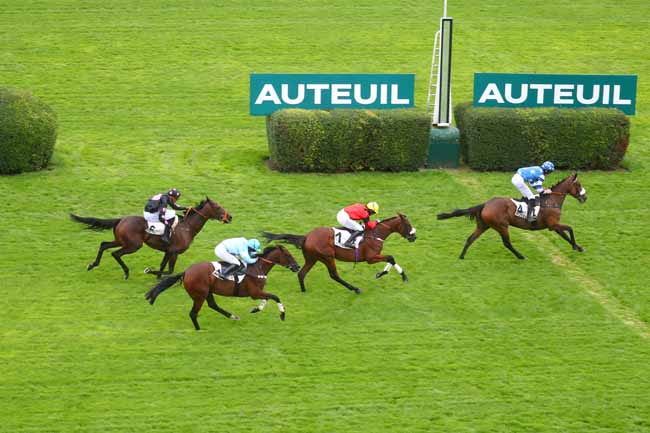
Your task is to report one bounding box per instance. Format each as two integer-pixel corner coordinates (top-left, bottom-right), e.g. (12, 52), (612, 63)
(214, 237), (262, 278)
(511, 161), (555, 222)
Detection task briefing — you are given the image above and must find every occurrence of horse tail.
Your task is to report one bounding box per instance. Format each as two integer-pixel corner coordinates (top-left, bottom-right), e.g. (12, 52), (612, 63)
(262, 232), (306, 249)
(70, 213), (121, 231)
(437, 204), (485, 221)
(145, 272), (185, 305)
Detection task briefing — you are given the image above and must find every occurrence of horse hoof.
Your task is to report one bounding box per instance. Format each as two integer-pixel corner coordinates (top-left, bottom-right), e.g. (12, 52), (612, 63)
(280, 312), (286, 321)
(124, 274), (129, 280)
(250, 308), (260, 314)
(87, 263), (94, 271)
(401, 274), (409, 283)
(354, 288), (362, 295)
(375, 271), (387, 279)
(230, 315), (240, 321)
(518, 256), (526, 260)
(144, 268), (151, 274)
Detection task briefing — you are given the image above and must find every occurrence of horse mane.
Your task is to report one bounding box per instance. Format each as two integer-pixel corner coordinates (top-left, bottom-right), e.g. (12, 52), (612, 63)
(378, 215), (400, 224)
(193, 199), (207, 209)
(550, 173), (576, 190)
(261, 246), (278, 256)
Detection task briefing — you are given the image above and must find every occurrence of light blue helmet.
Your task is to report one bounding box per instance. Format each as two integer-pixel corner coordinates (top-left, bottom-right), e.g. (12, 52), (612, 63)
(541, 161), (555, 173)
(247, 238), (261, 251)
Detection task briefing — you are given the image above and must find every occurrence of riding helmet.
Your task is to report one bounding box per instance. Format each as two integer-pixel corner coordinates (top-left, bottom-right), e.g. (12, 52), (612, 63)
(167, 188), (181, 198)
(366, 201), (379, 214)
(541, 161), (555, 173)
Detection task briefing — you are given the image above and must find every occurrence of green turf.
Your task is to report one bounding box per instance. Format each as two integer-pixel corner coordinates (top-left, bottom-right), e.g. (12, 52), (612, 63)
(2, 0), (650, 432)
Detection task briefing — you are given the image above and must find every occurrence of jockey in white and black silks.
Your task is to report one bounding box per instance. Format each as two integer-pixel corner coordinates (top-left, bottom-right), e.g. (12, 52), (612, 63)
(143, 188), (188, 244)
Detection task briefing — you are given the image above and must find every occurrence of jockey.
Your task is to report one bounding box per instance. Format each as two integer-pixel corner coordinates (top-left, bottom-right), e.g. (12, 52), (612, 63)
(336, 202), (379, 248)
(214, 237), (262, 279)
(143, 188), (188, 244)
(511, 161), (555, 222)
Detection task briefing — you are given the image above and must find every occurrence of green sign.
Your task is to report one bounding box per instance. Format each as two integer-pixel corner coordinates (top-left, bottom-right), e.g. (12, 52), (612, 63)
(250, 74), (414, 115)
(474, 73), (637, 114)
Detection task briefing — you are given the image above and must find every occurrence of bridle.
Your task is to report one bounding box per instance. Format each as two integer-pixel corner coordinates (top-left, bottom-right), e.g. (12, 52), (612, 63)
(186, 204), (229, 222)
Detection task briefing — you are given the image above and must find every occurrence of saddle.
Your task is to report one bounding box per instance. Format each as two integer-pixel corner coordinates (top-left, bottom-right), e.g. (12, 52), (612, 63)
(511, 197), (540, 221)
(332, 227), (363, 249)
(211, 262), (247, 283)
(145, 216), (179, 236)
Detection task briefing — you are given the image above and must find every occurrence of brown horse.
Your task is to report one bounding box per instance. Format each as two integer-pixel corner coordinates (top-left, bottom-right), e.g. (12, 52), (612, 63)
(71, 197), (232, 280)
(437, 173), (587, 259)
(144, 245), (301, 330)
(263, 213), (416, 295)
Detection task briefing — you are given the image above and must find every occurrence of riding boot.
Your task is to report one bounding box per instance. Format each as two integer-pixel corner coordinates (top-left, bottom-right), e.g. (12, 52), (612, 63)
(343, 231), (362, 248)
(218, 263), (238, 279)
(527, 198), (537, 222)
(161, 224), (172, 244)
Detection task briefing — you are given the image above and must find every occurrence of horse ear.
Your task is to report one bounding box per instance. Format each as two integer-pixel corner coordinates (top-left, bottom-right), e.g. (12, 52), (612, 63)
(205, 195), (211, 202)
(572, 172), (578, 182)
(397, 212), (404, 219)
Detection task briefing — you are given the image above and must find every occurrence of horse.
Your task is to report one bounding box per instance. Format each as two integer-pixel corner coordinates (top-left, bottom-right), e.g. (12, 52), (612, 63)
(263, 213), (416, 295)
(437, 173), (587, 259)
(71, 197), (232, 280)
(144, 245), (301, 330)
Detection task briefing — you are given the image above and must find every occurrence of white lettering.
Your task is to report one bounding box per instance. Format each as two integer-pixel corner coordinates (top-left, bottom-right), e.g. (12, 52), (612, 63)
(554, 84), (574, 104)
(504, 83), (528, 104)
(613, 85), (631, 105)
(306, 84), (329, 104)
(254, 84), (281, 105)
(478, 83), (504, 103)
(281, 84), (305, 105)
(576, 85), (600, 104)
(530, 84), (552, 103)
(380, 84), (388, 104)
(353, 84), (377, 105)
(331, 84), (352, 104)
(391, 84), (410, 104)
(602, 85), (610, 104)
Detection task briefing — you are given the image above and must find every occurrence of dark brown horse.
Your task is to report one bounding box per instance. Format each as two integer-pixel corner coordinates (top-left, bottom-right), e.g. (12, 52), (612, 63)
(144, 245), (301, 330)
(71, 197), (232, 280)
(437, 173), (587, 259)
(263, 213), (416, 295)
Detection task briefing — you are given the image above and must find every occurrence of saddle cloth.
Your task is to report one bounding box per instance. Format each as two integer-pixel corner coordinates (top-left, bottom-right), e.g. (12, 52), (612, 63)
(332, 227), (362, 249)
(211, 262), (246, 283)
(511, 199), (540, 221)
(145, 216), (178, 235)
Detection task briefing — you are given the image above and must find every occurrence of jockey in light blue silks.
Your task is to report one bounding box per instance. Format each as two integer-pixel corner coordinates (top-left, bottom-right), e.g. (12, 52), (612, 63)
(511, 161), (555, 222)
(214, 237), (262, 278)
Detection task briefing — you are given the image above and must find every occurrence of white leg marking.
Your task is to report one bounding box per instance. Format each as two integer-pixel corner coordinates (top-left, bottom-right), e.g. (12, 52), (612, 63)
(258, 299), (268, 311)
(394, 264), (403, 274)
(383, 263), (393, 273)
(277, 303), (285, 313)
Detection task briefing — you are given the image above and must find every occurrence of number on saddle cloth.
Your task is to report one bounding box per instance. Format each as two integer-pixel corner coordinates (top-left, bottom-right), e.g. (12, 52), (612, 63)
(332, 228), (361, 249)
(511, 198), (540, 221)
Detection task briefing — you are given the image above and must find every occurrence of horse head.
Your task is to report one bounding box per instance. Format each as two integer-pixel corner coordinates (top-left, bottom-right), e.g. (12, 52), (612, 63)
(201, 196), (233, 223)
(397, 213), (417, 242)
(261, 245), (300, 272)
(553, 173), (587, 204)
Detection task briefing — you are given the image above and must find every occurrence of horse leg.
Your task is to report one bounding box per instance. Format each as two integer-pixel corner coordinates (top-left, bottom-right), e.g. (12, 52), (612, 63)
(206, 291), (239, 321)
(189, 298), (205, 330)
(250, 289), (285, 321)
(145, 252), (170, 277)
(168, 253), (179, 273)
(459, 224), (489, 259)
(323, 257), (361, 294)
(111, 245), (141, 280)
(297, 256), (316, 292)
(495, 225), (525, 260)
(87, 240), (120, 270)
(370, 255), (408, 282)
(552, 224), (583, 252)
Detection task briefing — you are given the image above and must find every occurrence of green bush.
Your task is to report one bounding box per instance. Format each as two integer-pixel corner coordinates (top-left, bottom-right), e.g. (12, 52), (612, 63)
(266, 109), (430, 172)
(0, 87), (58, 175)
(453, 103), (629, 170)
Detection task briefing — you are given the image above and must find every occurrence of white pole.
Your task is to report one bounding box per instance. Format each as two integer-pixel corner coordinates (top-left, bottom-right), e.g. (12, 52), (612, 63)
(443, 0), (448, 17)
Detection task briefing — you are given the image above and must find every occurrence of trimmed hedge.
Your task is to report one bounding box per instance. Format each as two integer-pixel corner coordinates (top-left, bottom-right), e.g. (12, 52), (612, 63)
(453, 102), (629, 170)
(0, 87), (58, 175)
(266, 109), (430, 172)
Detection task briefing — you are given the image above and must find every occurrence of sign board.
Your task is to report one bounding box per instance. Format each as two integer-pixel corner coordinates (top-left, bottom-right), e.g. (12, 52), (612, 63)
(250, 74), (415, 115)
(473, 73), (637, 114)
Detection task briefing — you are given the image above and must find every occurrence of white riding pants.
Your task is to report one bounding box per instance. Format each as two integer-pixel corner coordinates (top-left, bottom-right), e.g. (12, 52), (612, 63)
(214, 243), (241, 266)
(511, 173), (535, 199)
(337, 209), (363, 231)
(143, 210), (176, 224)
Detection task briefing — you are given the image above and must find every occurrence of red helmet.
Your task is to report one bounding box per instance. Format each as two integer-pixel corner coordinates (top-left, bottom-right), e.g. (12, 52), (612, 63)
(167, 188), (181, 198)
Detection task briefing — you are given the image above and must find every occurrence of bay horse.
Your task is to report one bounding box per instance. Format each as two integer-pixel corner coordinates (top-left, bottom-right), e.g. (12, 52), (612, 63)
(71, 197), (232, 280)
(437, 173), (587, 259)
(263, 213), (416, 295)
(144, 245), (301, 330)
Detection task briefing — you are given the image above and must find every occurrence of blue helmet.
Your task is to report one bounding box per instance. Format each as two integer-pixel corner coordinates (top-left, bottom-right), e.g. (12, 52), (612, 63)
(541, 161), (555, 173)
(247, 238), (261, 252)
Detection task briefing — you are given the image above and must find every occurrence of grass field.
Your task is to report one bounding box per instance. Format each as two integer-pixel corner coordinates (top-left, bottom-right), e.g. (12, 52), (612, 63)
(2, 1), (650, 432)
